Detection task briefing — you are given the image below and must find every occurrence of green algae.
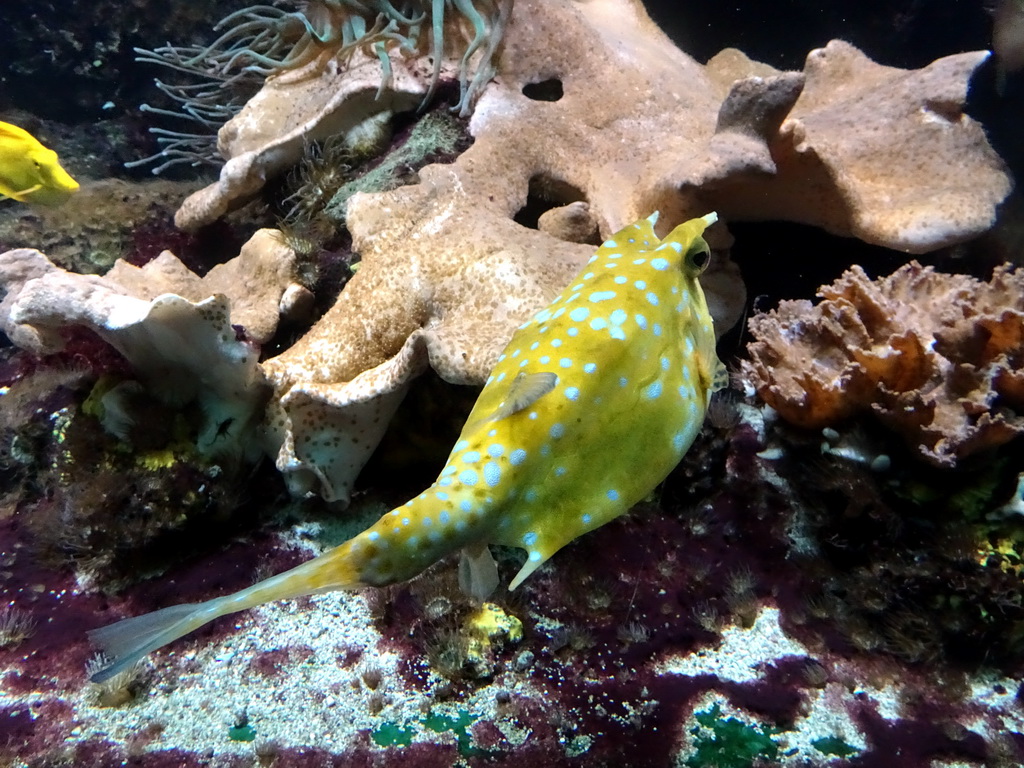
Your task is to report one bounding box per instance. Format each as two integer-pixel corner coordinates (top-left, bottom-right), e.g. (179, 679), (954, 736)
(371, 721), (416, 747)
(372, 708), (495, 757)
(685, 704), (781, 768)
(811, 735), (859, 757)
(323, 110), (465, 224)
(228, 722), (256, 742)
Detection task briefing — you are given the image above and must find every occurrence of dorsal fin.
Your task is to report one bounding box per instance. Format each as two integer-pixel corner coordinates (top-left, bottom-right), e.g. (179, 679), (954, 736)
(492, 371), (558, 421)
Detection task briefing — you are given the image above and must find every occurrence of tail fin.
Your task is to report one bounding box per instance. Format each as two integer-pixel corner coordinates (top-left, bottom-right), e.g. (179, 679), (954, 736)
(87, 540), (364, 683)
(87, 599), (221, 683)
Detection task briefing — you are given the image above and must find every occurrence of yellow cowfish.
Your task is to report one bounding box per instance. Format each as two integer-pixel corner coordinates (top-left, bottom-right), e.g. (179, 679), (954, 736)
(88, 212), (722, 683)
(0, 121), (79, 205)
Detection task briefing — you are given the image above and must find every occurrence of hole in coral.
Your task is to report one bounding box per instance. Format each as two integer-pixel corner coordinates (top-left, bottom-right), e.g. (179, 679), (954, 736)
(521, 79), (563, 102)
(513, 175), (586, 230)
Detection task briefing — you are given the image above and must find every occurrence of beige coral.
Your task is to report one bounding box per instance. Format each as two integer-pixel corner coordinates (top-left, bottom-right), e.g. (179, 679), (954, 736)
(743, 263), (1024, 467)
(175, 51), (429, 230)
(0, 230), (303, 455)
(706, 40), (1010, 252)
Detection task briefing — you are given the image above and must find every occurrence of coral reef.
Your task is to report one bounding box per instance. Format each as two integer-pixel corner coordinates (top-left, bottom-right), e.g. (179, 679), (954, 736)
(2, 0), (1011, 506)
(4, 396), (1022, 765)
(704, 40), (1010, 252)
(203, 0), (1007, 501)
(2, 0), (1024, 765)
(743, 261), (1024, 468)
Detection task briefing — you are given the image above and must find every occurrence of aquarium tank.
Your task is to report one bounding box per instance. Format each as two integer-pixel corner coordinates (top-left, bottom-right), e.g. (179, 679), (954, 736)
(1, 0), (1023, 765)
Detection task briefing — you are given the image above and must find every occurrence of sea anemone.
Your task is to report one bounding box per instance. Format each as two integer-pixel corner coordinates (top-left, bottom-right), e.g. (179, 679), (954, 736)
(130, 0), (511, 171)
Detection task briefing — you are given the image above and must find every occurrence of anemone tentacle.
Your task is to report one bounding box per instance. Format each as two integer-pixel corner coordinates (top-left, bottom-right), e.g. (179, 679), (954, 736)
(130, 0), (512, 173)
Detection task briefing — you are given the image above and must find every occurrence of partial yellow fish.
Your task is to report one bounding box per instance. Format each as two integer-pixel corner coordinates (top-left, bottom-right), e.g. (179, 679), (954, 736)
(0, 120), (79, 205)
(88, 212), (721, 683)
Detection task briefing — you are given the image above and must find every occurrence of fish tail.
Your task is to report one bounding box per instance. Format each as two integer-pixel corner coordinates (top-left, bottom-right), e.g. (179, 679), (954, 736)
(88, 542), (364, 683)
(87, 599), (222, 683)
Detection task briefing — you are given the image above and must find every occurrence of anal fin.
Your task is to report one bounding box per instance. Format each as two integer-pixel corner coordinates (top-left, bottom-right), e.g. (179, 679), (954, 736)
(458, 542), (499, 601)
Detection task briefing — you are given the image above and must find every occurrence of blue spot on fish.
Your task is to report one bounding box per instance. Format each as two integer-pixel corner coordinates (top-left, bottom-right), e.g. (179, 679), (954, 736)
(484, 461), (502, 487)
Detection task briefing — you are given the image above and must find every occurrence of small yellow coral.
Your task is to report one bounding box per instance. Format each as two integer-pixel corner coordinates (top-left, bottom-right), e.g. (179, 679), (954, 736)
(139, 449), (178, 471)
(464, 603), (523, 671)
(467, 603), (523, 644)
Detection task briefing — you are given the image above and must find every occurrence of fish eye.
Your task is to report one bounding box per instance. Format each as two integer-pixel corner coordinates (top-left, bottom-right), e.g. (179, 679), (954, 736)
(685, 241), (711, 274)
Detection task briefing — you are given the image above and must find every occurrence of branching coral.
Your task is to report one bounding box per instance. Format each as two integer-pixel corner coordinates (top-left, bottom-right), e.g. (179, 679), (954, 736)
(742, 262), (1024, 467)
(130, 0), (511, 172)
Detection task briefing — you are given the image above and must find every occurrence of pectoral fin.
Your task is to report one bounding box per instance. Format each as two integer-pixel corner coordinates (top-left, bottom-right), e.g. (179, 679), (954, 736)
(492, 371), (558, 421)
(0, 182), (42, 202)
(712, 360), (730, 392)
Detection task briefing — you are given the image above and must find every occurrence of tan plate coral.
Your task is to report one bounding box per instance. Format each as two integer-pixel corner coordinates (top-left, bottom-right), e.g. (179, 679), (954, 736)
(743, 262), (1024, 468)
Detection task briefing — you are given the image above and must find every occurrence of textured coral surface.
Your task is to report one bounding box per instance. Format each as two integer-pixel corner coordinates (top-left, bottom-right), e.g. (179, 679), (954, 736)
(744, 262), (1024, 467)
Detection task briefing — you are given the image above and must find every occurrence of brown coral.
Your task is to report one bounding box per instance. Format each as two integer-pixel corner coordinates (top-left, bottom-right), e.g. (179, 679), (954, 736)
(743, 262), (1024, 467)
